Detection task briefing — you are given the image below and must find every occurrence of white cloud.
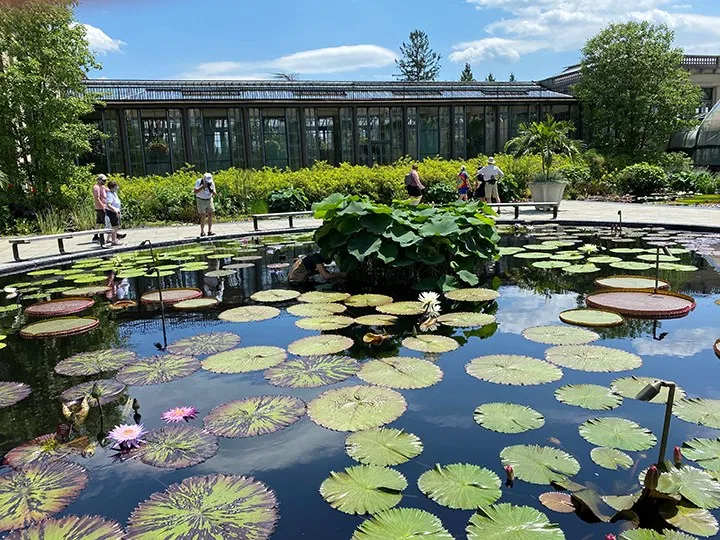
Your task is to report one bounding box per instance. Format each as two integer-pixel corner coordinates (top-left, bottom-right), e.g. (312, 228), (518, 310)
(80, 23), (125, 55)
(451, 0), (720, 63)
(181, 45), (397, 80)
(495, 288), (579, 335)
(632, 326), (720, 357)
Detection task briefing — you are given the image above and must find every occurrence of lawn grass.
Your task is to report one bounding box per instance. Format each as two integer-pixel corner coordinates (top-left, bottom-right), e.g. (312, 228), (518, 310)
(676, 194), (720, 205)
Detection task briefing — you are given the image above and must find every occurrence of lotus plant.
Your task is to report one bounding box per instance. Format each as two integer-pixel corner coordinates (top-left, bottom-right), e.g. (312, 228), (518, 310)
(578, 243), (599, 257)
(504, 465), (514, 487)
(161, 406), (199, 424)
(674, 446), (682, 466)
(643, 465), (659, 491)
(107, 423), (146, 451)
(605, 535), (617, 540)
(419, 292), (441, 316)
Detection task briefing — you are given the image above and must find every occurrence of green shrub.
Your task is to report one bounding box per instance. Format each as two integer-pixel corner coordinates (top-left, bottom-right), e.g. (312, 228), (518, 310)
(615, 163), (668, 197)
(582, 149), (607, 180)
(267, 187), (309, 213)
(558, 166), (591, 199)
(658, 152), (693, 174)
(37, 208), (67, 234)
(424, 182), (457, 204)
(498, 173), (524, 201)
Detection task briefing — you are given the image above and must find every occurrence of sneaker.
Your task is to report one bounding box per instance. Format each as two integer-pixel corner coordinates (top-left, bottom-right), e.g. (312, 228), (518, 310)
(200, 232), (206, 237)
(117, 233), (127, 239)
(92, 235), (100, 243)
(207, 232), (216, 237)
(111, 241), (123, 246)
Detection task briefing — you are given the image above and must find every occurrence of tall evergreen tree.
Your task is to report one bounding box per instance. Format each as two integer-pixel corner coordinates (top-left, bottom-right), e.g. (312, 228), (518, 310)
(509, 72), (516, 82)
(460, 63), (474, 82)
(485, 72), (496, 82)
(395, 30), (441, 82)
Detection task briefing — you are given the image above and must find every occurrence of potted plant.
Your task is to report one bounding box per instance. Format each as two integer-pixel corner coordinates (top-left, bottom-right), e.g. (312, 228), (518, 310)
(147, 139), (169, 156)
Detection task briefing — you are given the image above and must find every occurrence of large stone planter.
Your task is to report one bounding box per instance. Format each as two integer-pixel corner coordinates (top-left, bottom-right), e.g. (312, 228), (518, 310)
(530, 182), (567, 211)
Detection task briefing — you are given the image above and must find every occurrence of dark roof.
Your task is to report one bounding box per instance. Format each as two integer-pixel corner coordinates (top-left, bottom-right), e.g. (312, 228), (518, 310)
(84, 79), (575, 104)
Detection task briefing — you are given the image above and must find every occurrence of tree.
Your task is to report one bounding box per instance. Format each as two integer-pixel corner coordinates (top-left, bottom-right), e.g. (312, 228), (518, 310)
(485, 72), (496, 82)
(505, 115), (583, 180)
(509, 72), (516, 82)
(395, 30), (441, 82)
(0, 0), (101, 205)
(460, 63), (474, 82)
(575, 21), (702, 159)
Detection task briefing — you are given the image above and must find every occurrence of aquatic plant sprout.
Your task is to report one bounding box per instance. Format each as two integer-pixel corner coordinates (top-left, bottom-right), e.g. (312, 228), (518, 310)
(161, 406), (198, 423)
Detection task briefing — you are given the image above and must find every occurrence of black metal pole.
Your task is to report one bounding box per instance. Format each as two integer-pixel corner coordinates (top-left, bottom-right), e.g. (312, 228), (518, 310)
(658, 384), (676, 465)
(141, 240), (167, 350)
(654, 246), (660, 294)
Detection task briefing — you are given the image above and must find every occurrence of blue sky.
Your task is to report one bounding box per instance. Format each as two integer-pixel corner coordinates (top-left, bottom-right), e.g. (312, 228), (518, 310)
(76, 0), (720, 82)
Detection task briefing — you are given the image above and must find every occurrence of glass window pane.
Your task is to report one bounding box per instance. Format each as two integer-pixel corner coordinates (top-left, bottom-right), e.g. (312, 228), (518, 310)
(440, 106), (451, 159)
(357, 107), (369, 166)
(465, 106), (484, 158)
(141, 109), (171, 175)
(229, 108), (246, 169)
(168, 109), (186, 172)
(485, 106), (496, 156)
(509, 105), (529, 140)
(407, 107), (418, 159)
(286, 108), (301, 170)
(340, 107), (354, 163)
(202, 109), (231, 172)
(418, 107), (439, 159)
(103, 110), (124, 174)
(453, 106), (465, 159)
(497, 106), (509, 152)
(188, 108), (205, 171)
(305, 108), (319, 166)
(125, 109), (145, 176)
(317, 114), (336, 165)
(391, 107), (404, 162)
(262, 109), (289, 168)
(248, 108), (263, 168)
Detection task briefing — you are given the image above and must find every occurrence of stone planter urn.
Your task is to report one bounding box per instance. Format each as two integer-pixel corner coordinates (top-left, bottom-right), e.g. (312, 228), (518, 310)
(529, 181), (567, 211)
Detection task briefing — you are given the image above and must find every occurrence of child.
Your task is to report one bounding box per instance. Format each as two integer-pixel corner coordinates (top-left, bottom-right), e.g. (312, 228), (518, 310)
(457, 166), (470, 201)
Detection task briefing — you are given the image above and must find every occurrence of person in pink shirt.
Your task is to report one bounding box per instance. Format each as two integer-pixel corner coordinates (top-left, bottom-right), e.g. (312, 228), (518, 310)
(92, 174), (108, 244)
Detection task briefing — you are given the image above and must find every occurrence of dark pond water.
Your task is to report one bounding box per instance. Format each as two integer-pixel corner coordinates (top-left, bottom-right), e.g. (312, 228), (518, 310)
(0, 226), (719, 539)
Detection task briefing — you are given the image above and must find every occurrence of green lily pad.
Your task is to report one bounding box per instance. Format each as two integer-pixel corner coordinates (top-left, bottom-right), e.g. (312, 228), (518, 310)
(202, 346), (286, 374)
(555, 384), (622, 410)
(173, 298), (219, 310)
(287, 303), (347, 316)
(218, 305), (280, 322)
(418, 463), (501, 510)
(223, 263), (254, 271)
(579, 417), (656, 451)
(674, 399), (720, 429)
(525, 243), (560, 251)
(295, 315), (355, 331)
(60, 379), (125, 406)
(204, 395), (306, 438)
(308, 385), (406, 432)
(659, 502), (719, 537)
(545, 345), (642, 373)
(551, 253), (584, 261)
(54, 349), (138, 376)
(532, 261), (572, 269)
(116, 269), (148, 279)
(345, 294), (394, 307)
(116, 354), (200, 385)
(562, 263), (601, 274)
(346, 428), (423, 467)
(71, 274), (107, 284)
(683, 438), (720, 471)
(126, 474), (277, 539)
(376, 302), (425, 316)
(465, 355), (563, 386)
(596, 275), (670, 290)
(264, 355), (358, 388)
(298, 291), (350, 303)
(514, 251), (552, 260)
(610, 247), (646, 254)
(4, 434), (82, 469)
(204, 269), (236, 278)
(498, 247), (525, 256)
(473, 403), (544, 433)
(179, 262), (209, 272)
(0, 382), (32, 408)
(500, 445), (580, 485)
(522, 325), (599, 345)
(320, 465), (406, 515)
(444, 288), (500, 302)
(355, 314), (398, 327)
(20, 317), (100, 339)
(610, 261), (654, 271)
(250, 289), (301, 303)
(358, 357), (443, 389)
(287, 334), (354, 356)
(655, 466), (720, 510)
(467, 503), (566, 539)
(559, 309), (624, 328)
(658, 263), (698, 272)
(402, 335), (458, 353)
(131, 425), (218, 469)
(587, 256), (623, 264)
(167, 332), (241, 356)
(611, 376), (686, 404)
(233, 255), (262, 262)
(637, 253), (680, 262)
(539, 492), (575, 514)
(352, 508), (452, 540)
(590, 447), (633, 470)
(436, 312), (495, 327)
(4, 515), (124, 540)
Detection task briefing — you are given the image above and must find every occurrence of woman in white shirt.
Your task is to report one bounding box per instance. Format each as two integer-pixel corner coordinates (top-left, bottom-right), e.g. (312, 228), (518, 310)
(106, 181), (122, 246)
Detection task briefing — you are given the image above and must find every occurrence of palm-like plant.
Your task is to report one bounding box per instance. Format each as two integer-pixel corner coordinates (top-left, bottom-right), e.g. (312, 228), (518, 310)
(505, 115), (583, 181)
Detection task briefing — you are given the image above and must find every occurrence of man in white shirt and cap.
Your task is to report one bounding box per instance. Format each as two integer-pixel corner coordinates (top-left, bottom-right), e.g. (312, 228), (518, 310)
(479, 157), (504, 204)
(194, 172), (217, 236)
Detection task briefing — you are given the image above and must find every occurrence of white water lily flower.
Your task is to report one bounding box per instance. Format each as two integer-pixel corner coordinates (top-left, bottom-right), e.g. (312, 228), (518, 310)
(578, 243), (599, 255)
(425, 302), (441, 317)
(418, 291), (440, 307)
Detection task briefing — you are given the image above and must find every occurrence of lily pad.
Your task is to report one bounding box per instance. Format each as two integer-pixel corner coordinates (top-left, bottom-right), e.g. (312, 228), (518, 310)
(346, 428), (423, 466)
(295, 315), (355, 331)
(219, 305), (280, 322)
(358, 357), (442, 389)
(683, 438), (720, 471)
(418, 463), (501, 510)
(402, 335), (458, 353)
(562, 263), (601, 274)
(595, 275), (671, 290)
(287, 303), (347, 317)
(559, 309), (624, 328)
(611, 376), (686, 404)
(655, 466), (720, 510)
(555, 384), (622, 410)
(264, 356), (358, 388)
(473, 403), (544, 434)
(355, 314), (398, 327)
(0, 382), (32, 408)
(179, 263), (209, 272)
(5, 515), (125, 540)
(116, 354), (200, 385)
(287, 334), (354, 356)
(579, 417), (656, 451)
(637, 253), (680, 262)
(674, 399), (720, 429)
(610, 261), (654, 271)
(590, 447), (633, 470)
(586, 290), (696, 319)
(202, 346), (286, 374)
(659, 502), (719, 537)
(539, 492), (575, 513)
(587, 256), (623, 264)
(140, 288), (202, 305)
(522, 325), (599, 345)
(514, 251), (552, 260)
(319, 465), (406, 515)
(500, 445), (580, 485)
(498, 247), (525, 256)
(551, 253), (584, 261)
(4, 434), (82, 469)
(298, 291), (350, 303)
(545, 345), (642, 373)
(250, 289), (301, 303)
(20, 317), (99, 339)
(345, 294), (394, 307)
(60, 379), (125, 406)
(55, 349), (138, 376)
(445, 288), (500, 302)
(167, 332), (241, 356)
(25, 298), (94, 318)
(467, 503), (566, 539)
(658, 263), (698, 272)
(131, 425), (218, 469)
(465, 355), (563, 386)
(532, 260), (572, 269)
(223, 263), (253, 271)
(173, 298), (219, 310)
(126, 474), (277, 539)
(352, 508), (452, 540)
(376, 302), (425, 316)
(308, 385), (406, 432)
(204, 395), (306, 438)
(436, 312), (495, 327)
(0, 462), (89, 532)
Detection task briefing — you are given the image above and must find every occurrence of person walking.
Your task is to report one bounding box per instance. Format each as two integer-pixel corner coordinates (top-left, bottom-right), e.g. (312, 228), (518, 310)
(105, 180), (122, 246)
(92, 174), (108, 244)
(473, 165), (486, 201)
(457, 165), (470, 201)
(194, 172), (217, 237)
(405, 164), (425, 205)
(479, 156), (504, 204)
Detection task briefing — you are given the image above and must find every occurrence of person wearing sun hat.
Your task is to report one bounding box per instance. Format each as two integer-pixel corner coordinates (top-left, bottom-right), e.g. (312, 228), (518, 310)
(194, 172), (217, 236)
(479, 156), (504, 204)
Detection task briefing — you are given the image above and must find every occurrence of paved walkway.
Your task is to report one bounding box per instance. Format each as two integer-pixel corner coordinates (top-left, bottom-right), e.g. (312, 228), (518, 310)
(1, 201), (718, 274)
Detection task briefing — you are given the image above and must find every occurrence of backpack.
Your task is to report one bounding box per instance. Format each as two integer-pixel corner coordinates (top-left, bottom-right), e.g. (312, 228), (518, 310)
(404, 172), (414, 187)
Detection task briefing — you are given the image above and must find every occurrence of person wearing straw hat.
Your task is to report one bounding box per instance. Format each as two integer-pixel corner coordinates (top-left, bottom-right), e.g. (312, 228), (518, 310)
(479, 157), (504, 204)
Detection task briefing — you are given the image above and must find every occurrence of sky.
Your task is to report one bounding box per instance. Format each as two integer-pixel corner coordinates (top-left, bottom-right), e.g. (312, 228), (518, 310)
(75, 0), (720, 82)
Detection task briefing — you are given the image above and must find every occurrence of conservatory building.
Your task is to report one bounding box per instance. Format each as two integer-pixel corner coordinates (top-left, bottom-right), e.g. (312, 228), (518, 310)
(83, 79), (579, 176)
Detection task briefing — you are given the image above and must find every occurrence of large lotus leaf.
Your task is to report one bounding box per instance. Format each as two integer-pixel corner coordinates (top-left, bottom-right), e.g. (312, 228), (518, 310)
(590, 447), (633, 470)
(0, 382), (32, 408)
(355, 314), (398, 327)
(295, 315), (355, 331)
(308, 385), (406, 432)
(445, 288), (500, 302)
(562, 263), (601, 274)
(287, 334), (354, 356)
(287, 303), (347, 317)
(264, 355), (358, 388)
(674, 399), (720, 429)
(660, 502), (718, 537)
(173, 298), (219, 310)
(539, 492), (575, 513)
(545, 345), (642, 373)
(0, 462), (88, 532)
(465, 355), (563, 386)
(610, 261), (654, 271)
(352, 508), (452, 540)
(358, 357), (442, 389)
(202, 347), (286, 374)
(417, 464), (501, 510)
(500, 445), (580, 485)
(61, 286), (111, 297)
(402, 335), (458, 353)
(436, 312), (496, 327)
(555, 384), (623, 410)
(473, 403), (545, 434)
(522, 325), (599, 345)
(298, 291), (350, 303)
(218, 306), (280, 322)
(498, 246), (525, 256)
(345, 294), (394, 307)
(60, 379), (125, 406)
(4, 434), (82, 469)
(20, 317), (99, 339)
(579, 417), (656, 451)
(126, 474), (277, 539)
(167, 332), (241, 356)
(321, 464), (408, 517)
(683, 438), (720, 471)
(532, 260), (572, 269)
(54, 349), (138, 376)
(559, 309), (624, 328)
(656, 466), (720, 510)
(204, 395), (306, 438)
(250, 289), (300, 303)
(117, 354), (199, 385)
(131, 425), (218, 469)
(5, 515), (125, 540)
(346, 428), (423, 467)
(596, 276), (670, 290)
(466, 503), (566, 539)
(659, 263), (698, 272)
(376, 302), (425, 316)
(611, 376), (686, 404)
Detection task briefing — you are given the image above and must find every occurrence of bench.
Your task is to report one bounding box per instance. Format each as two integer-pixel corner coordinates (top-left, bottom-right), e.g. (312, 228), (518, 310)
(8, 229), (113, 262)
(252, 211), (313, 231)
(487, 202), (559, 219)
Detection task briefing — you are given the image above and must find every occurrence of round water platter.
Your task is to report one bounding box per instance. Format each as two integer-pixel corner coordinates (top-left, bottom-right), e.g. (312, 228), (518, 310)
(594, 275), (671, 291)
(586, 289), (696, 319)
(25, 297), (95, 318)
(141, 288), (203, 305)
(20, 317), (100, 339)
(109, 300), (137, 311)
(61, 285), (111, 297)
(173, 298), (220, 311)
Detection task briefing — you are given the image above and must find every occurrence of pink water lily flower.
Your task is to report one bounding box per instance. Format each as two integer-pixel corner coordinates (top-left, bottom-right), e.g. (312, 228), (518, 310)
(162, 406), (198, 424)
(107, 423), (146, 451)
(674, 446), (683, 466)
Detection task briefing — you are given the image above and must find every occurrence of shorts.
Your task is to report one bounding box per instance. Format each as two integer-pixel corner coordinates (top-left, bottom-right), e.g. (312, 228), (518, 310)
(106, 209), (119, 227)
(196, 197), (215, 215)
(406, 185), (422, 197)
(458, 187), (469, 195)
(474, 186), (485, 199)
(95, 209), (106, 225)
(485, 183), (499, 200)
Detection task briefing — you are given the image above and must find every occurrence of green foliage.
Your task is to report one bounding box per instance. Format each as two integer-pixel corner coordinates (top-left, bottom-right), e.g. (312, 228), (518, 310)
(616, 162), (668, 196)
(395, 30), (441, 82)
(668, 169), (719, 194)
(36, 208), (67, 235)
(460, 63), (474, 82)
(424, 182), (457, 204)
(575, 21), (702, 159)
(312, 194), (499, 289)
(658, 152), (694, 173)
(267, 186), (309, 213)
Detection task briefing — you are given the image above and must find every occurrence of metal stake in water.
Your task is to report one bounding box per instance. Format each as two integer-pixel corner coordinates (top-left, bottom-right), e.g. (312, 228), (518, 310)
(139, 240), (167, 350)
(617, 210), (623, 237)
